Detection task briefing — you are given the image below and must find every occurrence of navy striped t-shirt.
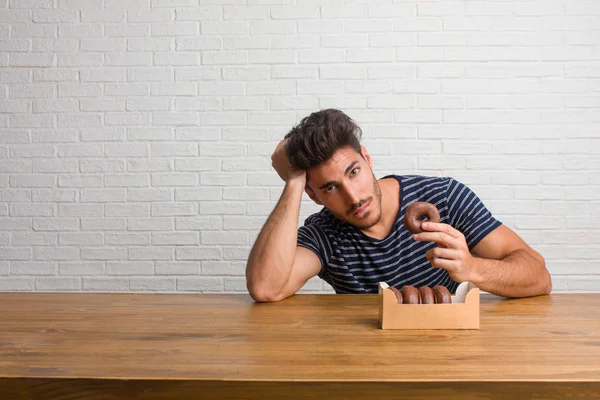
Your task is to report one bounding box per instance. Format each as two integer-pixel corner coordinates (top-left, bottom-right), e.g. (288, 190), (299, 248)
(297, 175), (502, 294)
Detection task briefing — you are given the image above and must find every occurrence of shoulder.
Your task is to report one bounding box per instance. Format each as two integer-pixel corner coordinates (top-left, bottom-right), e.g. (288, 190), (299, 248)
(393, 174), (454, 188)
(303, 207), (339, 230)
(395, 174), (455, 202)
(302, 208), (357, 242)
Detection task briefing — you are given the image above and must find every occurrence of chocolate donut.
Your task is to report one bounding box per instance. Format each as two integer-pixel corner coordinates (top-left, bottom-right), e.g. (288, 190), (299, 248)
(418, 286), (435, 304)
(390, 286), (403, 304)
(433, 285), (452, 304)
(400, 285), (420, 304)
(404, 202), (441, 234)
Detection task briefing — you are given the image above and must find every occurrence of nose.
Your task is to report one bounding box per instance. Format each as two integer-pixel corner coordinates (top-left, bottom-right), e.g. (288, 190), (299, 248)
(343, 185), (361, 206)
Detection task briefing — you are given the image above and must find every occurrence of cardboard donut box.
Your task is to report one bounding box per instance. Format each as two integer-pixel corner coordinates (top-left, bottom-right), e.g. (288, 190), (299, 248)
(378, 281), (480, 330)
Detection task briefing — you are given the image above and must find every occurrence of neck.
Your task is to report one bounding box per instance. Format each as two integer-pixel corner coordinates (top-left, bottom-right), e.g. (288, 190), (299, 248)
(360, 178), (399, 240)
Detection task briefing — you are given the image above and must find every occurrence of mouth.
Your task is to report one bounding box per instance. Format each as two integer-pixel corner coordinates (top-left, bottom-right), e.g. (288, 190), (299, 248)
(351, 199), (371, 218)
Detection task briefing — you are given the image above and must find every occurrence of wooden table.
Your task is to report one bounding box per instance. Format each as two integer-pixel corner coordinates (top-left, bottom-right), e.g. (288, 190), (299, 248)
(0, 292), (599, 399)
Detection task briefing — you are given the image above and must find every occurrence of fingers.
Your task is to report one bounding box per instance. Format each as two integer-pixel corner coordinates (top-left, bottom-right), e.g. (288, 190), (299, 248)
(414, 231), (458, 248)
(421, 221), (464, 239)
(271, 139), (287, 161)
(271, 139), (307, 184)
(429, 257), (459, 271)
(418, 225), (472, 282)
(271, 139), (292, 180)
(425, 247), (460, 262)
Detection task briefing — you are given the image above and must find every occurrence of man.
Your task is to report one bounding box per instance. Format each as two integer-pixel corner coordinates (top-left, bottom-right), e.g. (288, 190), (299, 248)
(245, 109), (552, 302)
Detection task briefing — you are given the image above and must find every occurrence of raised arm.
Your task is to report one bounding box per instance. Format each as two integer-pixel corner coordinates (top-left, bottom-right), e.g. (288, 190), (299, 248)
(245, 140), (321, 302)
(416, 223), (552, 298)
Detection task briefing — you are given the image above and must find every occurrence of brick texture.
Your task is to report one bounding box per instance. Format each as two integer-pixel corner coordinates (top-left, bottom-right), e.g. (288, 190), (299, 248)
(0, 1), (598, 293)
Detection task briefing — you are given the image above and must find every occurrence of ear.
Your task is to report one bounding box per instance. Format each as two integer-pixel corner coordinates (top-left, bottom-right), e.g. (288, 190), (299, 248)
(305, 186), (323, 206)
(360, 145), (373, 168)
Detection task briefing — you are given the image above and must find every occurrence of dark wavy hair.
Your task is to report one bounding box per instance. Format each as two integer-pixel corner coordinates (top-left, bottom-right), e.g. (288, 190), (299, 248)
(284, 109), (363, 171)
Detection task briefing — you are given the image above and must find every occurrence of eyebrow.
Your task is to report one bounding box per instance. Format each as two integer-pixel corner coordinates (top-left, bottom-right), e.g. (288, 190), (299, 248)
(317, 161), (359, 190)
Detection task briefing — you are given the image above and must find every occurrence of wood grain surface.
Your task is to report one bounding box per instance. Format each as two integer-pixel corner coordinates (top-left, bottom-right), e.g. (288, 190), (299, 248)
(1, 292), (599, 399)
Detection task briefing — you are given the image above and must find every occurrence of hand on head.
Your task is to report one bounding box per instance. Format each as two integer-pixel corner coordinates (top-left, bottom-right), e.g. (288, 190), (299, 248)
(271, 139), (306, 184)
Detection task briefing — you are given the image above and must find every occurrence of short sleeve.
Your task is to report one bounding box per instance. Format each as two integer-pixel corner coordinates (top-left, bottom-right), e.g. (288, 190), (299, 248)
(297, 218), (332, 272)
(446, 178), (502, 250)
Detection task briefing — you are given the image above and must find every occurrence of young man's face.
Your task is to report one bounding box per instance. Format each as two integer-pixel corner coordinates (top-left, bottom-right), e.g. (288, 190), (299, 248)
(305, 146), (382, 230)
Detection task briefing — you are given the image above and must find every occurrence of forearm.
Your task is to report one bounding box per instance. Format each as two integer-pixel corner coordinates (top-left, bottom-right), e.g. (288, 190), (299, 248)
(246, 178), (305, 301)
(469, 248), (552, 298)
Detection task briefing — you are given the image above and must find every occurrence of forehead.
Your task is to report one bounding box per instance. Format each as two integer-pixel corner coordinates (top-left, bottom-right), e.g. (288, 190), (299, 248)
(307, 147), (362, 186)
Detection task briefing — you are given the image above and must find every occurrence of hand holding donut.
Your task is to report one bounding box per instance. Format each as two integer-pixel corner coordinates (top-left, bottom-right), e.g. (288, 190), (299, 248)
(404, 202), (475, 284)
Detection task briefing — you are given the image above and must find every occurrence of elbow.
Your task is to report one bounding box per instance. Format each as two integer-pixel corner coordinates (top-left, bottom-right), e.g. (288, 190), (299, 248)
(246, 279), (287, 303)
(245, 260), (292, 302)
(543, 278), (553, 296)
(542, 267), (553, 296)
(247, 286), (286, 303)
(539, 274), (552, 296)
(535, 252), (552, 296)
(516, 248), (552, 297)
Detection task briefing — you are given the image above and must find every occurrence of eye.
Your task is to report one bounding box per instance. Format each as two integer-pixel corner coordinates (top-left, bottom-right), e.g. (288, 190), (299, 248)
(324, 185), (335, 193)
(350, 168), (359, 176)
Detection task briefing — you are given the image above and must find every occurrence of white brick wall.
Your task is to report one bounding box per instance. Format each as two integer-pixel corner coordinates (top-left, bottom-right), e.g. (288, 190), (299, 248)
(0, 0), (599, 293)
